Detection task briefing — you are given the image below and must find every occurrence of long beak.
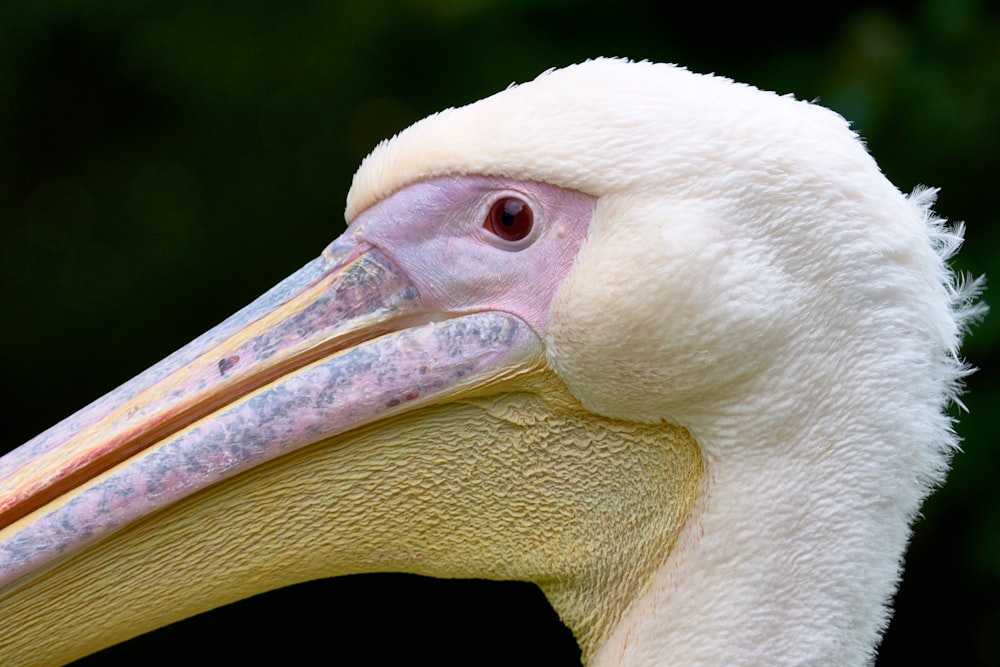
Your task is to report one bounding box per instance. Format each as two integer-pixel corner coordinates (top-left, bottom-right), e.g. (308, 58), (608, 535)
(0, 234), (545, 590)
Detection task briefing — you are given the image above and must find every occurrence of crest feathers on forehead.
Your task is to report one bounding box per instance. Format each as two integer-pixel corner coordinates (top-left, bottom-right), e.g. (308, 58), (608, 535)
(345, 58), (861, 222)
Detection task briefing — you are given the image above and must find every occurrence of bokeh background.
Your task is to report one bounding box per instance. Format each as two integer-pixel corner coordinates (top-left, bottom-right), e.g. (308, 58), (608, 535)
(1, 1), (997, 665)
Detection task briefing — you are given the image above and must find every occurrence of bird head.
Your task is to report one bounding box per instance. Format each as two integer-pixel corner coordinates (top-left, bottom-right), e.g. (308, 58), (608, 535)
(0, 59), (981, 666)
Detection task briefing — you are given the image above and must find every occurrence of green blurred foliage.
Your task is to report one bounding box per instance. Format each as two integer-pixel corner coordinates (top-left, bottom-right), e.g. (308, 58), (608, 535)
(0, 1), (997, 665)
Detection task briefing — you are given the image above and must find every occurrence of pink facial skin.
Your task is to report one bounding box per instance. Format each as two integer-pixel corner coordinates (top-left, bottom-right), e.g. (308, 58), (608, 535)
(0, 175), (595, 590)
(351, 175), (596, 337)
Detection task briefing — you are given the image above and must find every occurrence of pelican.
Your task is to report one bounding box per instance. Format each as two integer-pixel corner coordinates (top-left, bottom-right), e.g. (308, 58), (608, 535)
(0, 59), (983, 666)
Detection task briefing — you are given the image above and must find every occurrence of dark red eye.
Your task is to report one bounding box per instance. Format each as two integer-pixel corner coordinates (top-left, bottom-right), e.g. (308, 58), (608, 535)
(485, 196), (533, 242)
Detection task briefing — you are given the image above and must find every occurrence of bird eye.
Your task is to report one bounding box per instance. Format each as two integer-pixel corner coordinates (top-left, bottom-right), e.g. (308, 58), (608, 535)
(485, 196), (533, 242)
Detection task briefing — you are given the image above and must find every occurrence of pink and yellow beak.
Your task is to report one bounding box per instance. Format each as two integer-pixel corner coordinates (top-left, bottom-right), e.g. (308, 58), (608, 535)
(0, 232), (544, 589)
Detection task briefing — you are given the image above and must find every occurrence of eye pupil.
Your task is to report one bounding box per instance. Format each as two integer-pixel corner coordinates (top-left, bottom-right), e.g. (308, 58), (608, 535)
(486, 196), (533, 241)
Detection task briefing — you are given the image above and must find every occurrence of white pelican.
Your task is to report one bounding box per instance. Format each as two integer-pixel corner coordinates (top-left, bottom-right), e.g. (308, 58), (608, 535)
(0, 59), (983, 666)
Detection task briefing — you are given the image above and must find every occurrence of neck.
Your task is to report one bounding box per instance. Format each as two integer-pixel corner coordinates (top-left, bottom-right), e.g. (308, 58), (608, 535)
(592, 338), (958, 666)
(597, 434), (898, 665)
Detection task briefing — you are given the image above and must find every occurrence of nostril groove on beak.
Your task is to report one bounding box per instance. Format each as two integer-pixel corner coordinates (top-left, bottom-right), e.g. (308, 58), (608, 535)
(218, 355), (240, 376)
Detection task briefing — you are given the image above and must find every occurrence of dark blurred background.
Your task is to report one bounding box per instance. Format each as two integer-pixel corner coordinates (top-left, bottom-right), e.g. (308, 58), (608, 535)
(0, 1), (997, 665)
